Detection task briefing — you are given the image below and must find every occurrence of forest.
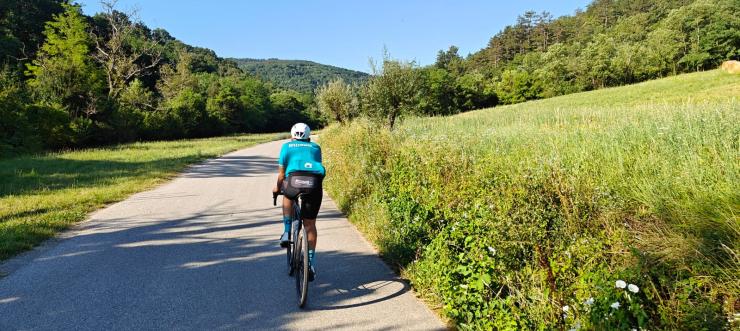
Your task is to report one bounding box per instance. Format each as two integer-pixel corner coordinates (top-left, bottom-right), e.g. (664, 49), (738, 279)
(0, 1), (320, 157)
(231, 58), (369, 94)
(315, 0), (738, 126)
(466, 0), (739, 103)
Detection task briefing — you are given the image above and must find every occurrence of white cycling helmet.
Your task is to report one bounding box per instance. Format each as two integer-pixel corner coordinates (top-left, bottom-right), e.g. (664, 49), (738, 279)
(290, 123), (311, 140)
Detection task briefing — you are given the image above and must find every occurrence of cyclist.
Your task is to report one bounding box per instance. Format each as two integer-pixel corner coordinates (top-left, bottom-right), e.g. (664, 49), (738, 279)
(272, 123), (325, 281)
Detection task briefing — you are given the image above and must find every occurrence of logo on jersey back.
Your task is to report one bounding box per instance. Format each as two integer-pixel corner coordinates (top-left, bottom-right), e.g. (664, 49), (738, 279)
(294, 178), (315, 188)
(304, 162), (313, 168)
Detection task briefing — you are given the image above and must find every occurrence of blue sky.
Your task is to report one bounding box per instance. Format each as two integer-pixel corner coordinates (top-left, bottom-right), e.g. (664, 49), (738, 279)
(77, 0), (590, 73)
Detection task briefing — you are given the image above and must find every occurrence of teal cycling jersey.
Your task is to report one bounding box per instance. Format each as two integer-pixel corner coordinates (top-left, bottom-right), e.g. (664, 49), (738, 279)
(278, 140), (326, 176)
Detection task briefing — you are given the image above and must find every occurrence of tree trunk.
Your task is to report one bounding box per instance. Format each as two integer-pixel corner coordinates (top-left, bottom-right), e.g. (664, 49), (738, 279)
(387, 111), (397, 130)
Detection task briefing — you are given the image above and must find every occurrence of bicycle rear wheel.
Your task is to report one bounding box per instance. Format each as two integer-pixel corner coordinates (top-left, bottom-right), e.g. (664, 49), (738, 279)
(294, 224), (309, 307)
(288, 206), (300, 276)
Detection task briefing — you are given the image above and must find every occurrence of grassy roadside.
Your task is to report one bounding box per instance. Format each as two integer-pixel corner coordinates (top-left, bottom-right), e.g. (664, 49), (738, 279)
(0, 133), (284, 261)
(321, 70), (739, 329)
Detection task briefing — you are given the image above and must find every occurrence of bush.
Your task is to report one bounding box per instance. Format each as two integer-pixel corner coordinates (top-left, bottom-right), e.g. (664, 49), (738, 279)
(0, 70), (72, 156)
(316, 78), (357, 123)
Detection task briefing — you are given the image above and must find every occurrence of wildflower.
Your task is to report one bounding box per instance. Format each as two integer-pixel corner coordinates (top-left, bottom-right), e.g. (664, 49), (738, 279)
(562, 305), (570, 313)
(628, 284), (639, 293)
(610, 301), (621, 309)
(584, 297), (594, 305)
(487, 246), (496, 255)
(615, 280), (627, 289)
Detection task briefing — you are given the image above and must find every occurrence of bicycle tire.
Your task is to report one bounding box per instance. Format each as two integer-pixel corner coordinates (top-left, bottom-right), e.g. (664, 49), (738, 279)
(286, 233), (293, 276)
(295, 224), (309, 307)
(288, 205), (300, 276)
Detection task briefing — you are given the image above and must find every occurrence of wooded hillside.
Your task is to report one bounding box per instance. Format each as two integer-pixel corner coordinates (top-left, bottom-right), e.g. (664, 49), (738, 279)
(1, 1), (321, 157)
(231, 58), (369, 93)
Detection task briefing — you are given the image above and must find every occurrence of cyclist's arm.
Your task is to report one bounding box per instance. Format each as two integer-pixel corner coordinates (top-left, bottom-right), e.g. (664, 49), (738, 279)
(273, 166), (286, 194)
(275, 143), (288, 193)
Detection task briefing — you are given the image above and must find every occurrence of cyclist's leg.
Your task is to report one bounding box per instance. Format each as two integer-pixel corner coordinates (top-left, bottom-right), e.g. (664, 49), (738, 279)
(282, 196), (294, 219)
(303, 217), (317, 281)
(303, 218), (317, 250)
(302, 191), (322, 266)
(279, 181), (296, 246)
(282, 197), (294, 231)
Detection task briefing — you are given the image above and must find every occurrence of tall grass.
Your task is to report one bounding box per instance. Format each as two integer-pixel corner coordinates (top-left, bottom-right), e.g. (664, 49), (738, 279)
(321, 70), (739, 329)
(0, 133), (283, 261)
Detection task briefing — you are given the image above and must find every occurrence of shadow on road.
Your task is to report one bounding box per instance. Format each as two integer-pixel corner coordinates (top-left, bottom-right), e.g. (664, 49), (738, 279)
(0, 204), (432, 330)
(183, 155), (277, 179)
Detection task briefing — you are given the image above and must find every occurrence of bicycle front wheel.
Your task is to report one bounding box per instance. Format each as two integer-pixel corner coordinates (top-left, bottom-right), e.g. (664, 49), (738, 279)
(294, 224), (309, 307)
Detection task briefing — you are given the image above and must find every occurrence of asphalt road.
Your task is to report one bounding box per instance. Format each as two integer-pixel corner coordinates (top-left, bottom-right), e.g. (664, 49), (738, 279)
(0, 139), (445, 331)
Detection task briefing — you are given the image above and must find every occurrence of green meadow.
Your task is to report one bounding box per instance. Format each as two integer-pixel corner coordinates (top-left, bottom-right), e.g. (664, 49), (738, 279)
(321, 70), (739, 329)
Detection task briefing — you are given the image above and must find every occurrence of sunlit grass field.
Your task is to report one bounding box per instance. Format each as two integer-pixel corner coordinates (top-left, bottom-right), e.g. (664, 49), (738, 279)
(0, 133), (284, 261)
(321, 70), (739, 329)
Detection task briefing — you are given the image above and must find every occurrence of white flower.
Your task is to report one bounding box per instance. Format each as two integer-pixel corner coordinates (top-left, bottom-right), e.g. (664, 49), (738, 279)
(615, 280), (627, 289)
(562, 305), (570, 313)
(610, 301), (621, 309)
(628, 284), (639, 293)
(487, 246), (496, 255)
(584, 297), (594, 305)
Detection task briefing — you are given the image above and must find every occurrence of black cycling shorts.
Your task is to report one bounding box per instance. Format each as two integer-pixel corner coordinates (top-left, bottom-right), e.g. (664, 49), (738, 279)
(282, 171), (323, 219)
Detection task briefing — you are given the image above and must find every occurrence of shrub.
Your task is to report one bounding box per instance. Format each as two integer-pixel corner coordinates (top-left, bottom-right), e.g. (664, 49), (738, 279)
(315, 78), (357, 123)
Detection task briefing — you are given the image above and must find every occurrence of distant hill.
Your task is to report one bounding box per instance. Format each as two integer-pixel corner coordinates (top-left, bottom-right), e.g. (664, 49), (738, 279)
(230, 58), (370, 94)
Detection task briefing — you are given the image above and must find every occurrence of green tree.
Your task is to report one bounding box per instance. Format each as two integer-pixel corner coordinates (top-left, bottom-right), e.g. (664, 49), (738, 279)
(664, 0), (740, 71)
(90, 1), (163, 99)
(454, 72), (497, 111)
(157, 49), (198, 100)
(238, 76), (271, 132)
(580, 34), (617, 88)
(435, 45), (465, 75)
(269, 90), (312, 131)
(496, 69), (542, 104)
(643, 28), (685, 77)
(113, 79), (155, 141)
(206, 84), (243, 133)
(315, 78), (356, 123)
(418, 67), (456, 115)
(0, 0), (64, 67)
(0, 69), (34, 155)
(361, 59), (422, 129)
(536, 43), (581, 97)
(25, 3), (106, 118)
(164, 88), (208, 137)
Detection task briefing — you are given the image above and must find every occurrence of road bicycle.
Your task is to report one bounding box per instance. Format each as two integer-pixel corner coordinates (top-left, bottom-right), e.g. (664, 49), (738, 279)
(273, 191), (309, 308)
